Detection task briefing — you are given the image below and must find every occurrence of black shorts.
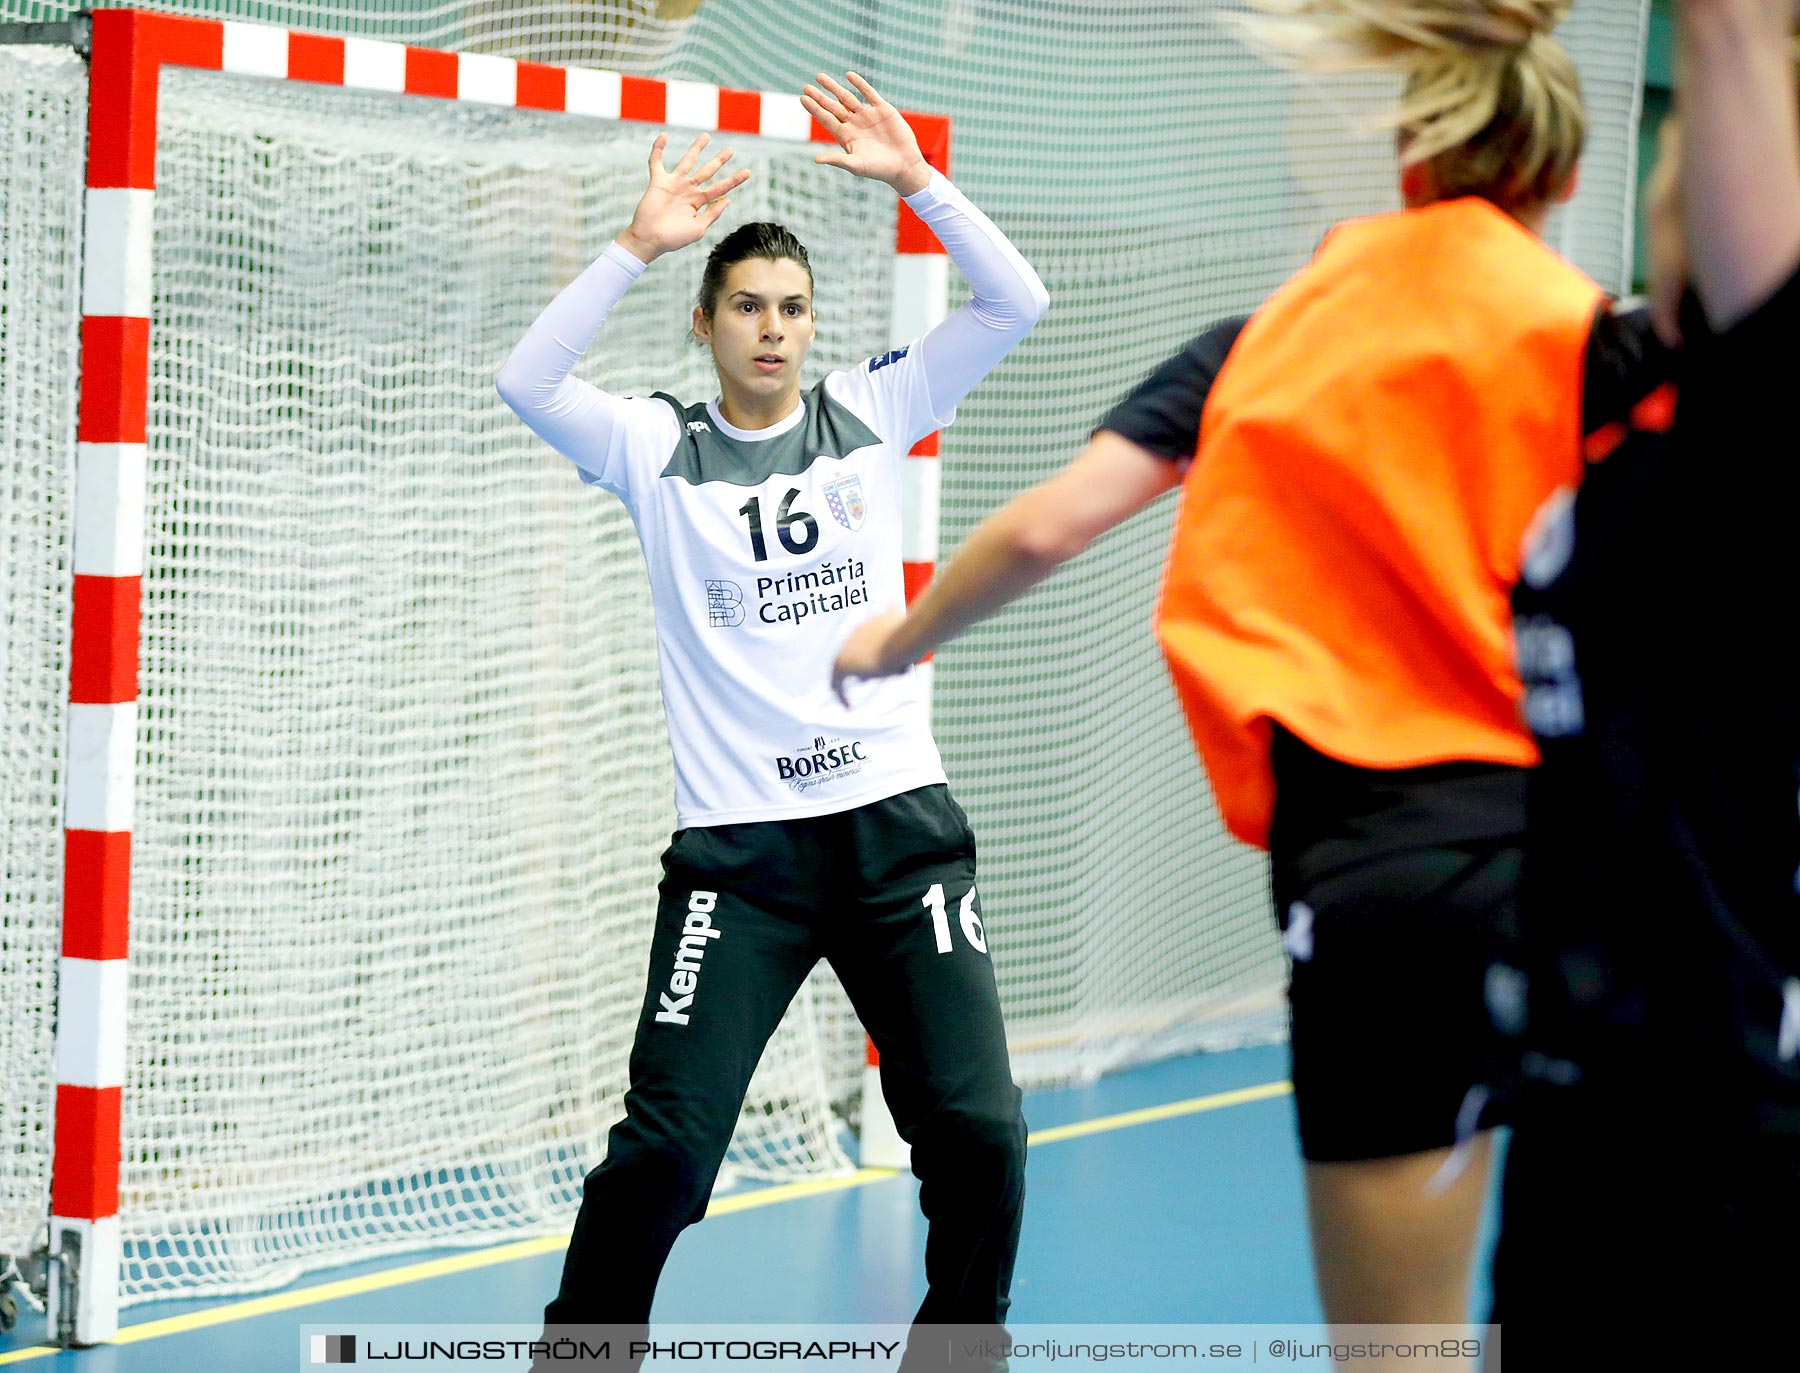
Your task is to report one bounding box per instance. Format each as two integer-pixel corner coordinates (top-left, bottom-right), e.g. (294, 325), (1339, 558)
(1494, 898), (1800, 1344)
(1493, 1081), (1800, 1357)
(1268, 729), (1527, 1163)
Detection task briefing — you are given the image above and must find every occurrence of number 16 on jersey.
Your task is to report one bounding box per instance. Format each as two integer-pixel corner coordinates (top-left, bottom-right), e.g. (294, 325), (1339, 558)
(738, 488), (819, 561)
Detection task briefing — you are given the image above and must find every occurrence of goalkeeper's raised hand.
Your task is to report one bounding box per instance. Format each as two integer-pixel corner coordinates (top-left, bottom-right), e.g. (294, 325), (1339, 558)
(616, 132), (750, 265)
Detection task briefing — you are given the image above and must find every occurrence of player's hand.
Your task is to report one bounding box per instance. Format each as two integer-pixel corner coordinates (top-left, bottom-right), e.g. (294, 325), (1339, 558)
(616, 133), (750, 264)
(831, 612), (912, 707)
(802, 73), (931, 196)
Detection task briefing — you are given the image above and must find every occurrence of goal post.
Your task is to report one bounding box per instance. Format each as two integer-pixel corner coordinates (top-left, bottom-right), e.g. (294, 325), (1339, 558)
(52, 6), (948, 1344)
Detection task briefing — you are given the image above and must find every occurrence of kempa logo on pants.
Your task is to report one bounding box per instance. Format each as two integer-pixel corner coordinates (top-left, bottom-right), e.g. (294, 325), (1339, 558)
(309, 1334), (356, 1364)
(655, 891), (722, 1025)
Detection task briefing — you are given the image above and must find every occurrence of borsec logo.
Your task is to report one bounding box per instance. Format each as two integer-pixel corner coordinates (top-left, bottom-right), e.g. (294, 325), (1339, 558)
(705, 579), (744, 627)
(776, 735), (870, 786)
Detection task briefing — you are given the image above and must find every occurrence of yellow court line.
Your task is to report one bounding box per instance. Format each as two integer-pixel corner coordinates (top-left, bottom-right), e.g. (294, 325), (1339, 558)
(1026, 1080), (1293, 1147)
(706, 1167), (899, 1216)
(0, 1078), (1291, 1364)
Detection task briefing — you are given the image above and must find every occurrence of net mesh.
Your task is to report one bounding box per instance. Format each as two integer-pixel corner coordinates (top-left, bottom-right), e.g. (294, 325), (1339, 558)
(0, 0), (1651, 1304)
(0, 46), (82, 1266)
(110, 70), (893, 1299)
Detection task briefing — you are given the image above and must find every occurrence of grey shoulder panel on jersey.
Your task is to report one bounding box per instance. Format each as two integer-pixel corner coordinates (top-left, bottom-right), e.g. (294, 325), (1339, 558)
(655, 380), (882, 487)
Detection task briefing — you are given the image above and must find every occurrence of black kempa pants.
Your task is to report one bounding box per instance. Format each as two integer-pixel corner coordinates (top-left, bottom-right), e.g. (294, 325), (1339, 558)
(543, 784), (1025, 1368)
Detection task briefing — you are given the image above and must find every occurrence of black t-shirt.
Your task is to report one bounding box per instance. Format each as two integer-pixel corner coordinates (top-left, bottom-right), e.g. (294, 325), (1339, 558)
(1099, 304), (1667, 464)
(1511, 270), (1800, 1112)
(1097, 316), (1250, 461)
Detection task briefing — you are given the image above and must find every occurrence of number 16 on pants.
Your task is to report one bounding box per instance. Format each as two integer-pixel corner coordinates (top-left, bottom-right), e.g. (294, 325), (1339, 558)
(923, 883), (986, 954)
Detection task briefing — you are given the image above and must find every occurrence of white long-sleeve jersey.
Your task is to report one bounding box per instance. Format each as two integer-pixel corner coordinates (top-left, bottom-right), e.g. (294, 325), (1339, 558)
(498, 171), (1047, 828)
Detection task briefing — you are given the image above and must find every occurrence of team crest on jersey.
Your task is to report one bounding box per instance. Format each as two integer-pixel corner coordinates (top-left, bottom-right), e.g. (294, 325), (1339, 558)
(823, 475), (867, 532)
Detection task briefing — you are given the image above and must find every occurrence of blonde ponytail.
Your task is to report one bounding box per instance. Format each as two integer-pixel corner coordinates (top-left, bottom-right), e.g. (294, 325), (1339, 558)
(1238, 0), (1585, 212)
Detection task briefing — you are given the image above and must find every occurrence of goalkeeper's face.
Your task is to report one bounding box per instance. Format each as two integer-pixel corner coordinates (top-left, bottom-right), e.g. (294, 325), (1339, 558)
(694, 256), (817, 410)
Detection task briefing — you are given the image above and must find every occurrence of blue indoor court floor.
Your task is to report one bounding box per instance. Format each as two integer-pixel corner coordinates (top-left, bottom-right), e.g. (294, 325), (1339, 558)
(2, 1045), (1495, 1372)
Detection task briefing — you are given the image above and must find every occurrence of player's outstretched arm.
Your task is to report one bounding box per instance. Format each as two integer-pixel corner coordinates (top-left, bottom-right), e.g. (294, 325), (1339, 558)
(497, 134), (749, 471)
(832, 431), (1179, 703)
(1678, 0), (1800, 329)
(804, 72), (1049, 424)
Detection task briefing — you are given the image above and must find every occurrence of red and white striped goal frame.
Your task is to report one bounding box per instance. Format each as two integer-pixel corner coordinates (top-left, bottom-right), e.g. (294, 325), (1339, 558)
(58, 5), (950, 1344)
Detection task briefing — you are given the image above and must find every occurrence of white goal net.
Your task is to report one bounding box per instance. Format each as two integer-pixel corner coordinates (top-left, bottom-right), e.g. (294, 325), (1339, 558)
(0, 0), (1650, 1311)
(114, 67), (897, 1300)
(0, 44), (83, 1272)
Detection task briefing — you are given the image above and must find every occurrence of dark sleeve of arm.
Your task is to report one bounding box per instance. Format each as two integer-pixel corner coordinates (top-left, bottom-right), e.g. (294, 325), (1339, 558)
(1096, 316), (1251, 461)
(1581, 301), (1677, 433)
(1693, 256), (1800, 388)
(1678, 258), (1800, 498)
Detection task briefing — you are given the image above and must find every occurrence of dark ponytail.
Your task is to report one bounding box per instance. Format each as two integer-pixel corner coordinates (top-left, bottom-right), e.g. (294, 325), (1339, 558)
(694, 222), (813, 320)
